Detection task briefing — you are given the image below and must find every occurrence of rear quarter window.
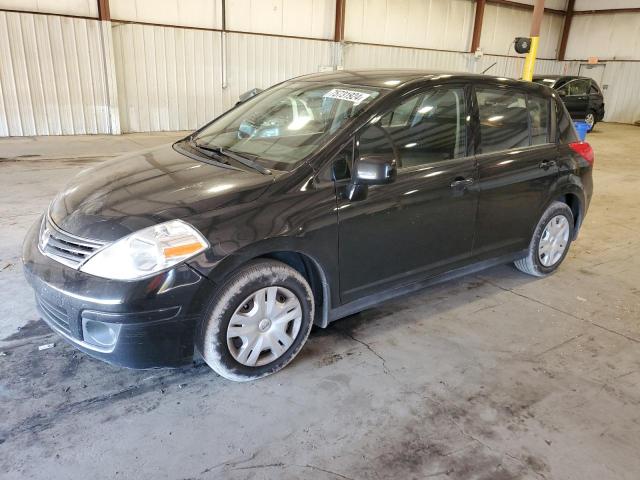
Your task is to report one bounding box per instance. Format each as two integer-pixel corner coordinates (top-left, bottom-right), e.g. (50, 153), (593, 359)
(555, 98), (578, 144)
(527, 95), (550, 145)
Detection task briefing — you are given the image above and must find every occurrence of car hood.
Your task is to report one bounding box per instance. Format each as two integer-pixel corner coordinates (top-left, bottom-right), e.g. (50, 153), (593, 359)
(49, 144), (275, 242)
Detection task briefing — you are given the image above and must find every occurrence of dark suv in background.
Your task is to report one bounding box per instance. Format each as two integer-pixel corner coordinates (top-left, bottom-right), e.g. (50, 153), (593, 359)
(533, 75), (605, 131)
(23, 70), (594, 381)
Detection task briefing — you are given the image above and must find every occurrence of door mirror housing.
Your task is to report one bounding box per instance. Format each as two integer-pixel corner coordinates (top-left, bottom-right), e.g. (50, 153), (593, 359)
(345, 153), (397, 201)
(236, 88), (263, 105)
(353, 154), (397, 186)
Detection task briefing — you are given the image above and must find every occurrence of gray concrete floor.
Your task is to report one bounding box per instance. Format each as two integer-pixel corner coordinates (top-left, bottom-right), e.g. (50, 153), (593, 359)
(1, 124), (639, 480)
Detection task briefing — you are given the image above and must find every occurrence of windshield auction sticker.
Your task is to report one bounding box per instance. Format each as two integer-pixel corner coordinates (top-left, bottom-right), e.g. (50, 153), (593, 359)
(323, 88), (371, 105)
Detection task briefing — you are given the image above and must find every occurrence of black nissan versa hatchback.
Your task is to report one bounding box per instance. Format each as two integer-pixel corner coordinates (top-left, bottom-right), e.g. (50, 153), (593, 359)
(23, 70), (594, 381)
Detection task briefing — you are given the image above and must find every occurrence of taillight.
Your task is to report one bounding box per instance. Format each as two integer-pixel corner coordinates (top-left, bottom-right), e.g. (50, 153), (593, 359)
(569, 141), (594, 165)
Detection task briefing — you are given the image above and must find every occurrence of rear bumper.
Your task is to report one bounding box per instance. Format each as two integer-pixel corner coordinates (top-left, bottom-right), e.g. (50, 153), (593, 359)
(22, 219), (213, 368)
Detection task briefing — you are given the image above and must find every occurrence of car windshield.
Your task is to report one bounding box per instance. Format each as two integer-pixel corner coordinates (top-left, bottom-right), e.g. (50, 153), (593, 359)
(192, 82), (382, 171)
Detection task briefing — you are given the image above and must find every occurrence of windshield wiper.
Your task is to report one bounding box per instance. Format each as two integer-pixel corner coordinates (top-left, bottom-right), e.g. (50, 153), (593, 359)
(193, 141), (272, 175)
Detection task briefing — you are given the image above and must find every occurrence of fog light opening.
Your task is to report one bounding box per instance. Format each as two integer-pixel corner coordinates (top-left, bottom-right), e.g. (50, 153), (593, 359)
(82, 318), (121, 348)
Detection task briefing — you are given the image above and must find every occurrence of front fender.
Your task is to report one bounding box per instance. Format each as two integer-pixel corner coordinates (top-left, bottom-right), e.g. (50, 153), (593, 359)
(188, 238), (335, 328)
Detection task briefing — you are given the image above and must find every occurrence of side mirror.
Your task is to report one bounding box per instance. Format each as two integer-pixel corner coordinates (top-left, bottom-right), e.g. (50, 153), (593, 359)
(345, 153), (397, 201)
(236, 88), (263, 105)
(353, 153), (397, 186)
(557, 90), (567, 97)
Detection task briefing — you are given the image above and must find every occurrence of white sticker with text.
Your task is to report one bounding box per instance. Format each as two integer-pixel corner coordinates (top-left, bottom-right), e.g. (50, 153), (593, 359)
(323, 88), (371, 104)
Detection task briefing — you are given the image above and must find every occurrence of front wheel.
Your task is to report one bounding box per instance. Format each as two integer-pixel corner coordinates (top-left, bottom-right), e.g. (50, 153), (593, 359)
(197, 259), (314, 381)
(514, 201), (574, 277)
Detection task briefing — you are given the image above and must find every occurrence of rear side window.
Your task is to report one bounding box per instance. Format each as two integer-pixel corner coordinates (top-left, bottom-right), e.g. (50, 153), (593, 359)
(527, 95), (550, 145)
(476, 88), (529, 154)
(589, 84), (600, 95)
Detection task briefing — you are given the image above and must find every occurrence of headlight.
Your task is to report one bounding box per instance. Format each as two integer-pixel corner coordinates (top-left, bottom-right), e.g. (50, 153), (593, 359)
(80, 220), (209, 280)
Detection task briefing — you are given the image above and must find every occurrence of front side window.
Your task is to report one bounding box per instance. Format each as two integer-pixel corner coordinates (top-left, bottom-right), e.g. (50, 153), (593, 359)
(527, 95), (550, 145)
(360, 87), (467, 169)
(566, 79), (590, 96)
(476, 88), (529, 154)
(193, 83), (382, 170)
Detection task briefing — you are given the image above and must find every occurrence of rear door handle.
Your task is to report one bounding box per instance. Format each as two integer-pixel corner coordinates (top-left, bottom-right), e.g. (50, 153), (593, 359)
(539, 160), (556, 170)
(450, 177), (474, 189)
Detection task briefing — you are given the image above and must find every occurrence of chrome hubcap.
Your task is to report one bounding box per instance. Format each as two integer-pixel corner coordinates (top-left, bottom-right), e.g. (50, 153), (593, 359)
(227, 286), (302, 367)
(538, 215), (570, 267)
(585, 113), (595, 128)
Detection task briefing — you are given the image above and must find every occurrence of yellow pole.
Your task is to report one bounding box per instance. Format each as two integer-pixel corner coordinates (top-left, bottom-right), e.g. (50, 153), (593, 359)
(521, 0), (545, 81)
(522, 36), (540, 81)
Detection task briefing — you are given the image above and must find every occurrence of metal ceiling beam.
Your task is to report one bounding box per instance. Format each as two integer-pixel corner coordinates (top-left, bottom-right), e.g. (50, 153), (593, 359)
(573, 7), (640, 15)
(470, 0), (486, 53)
(487, 0), (564, 15)
(557, 0), (574, 60)
(334, 0), (346, 42)
(97, 0), (110, 21)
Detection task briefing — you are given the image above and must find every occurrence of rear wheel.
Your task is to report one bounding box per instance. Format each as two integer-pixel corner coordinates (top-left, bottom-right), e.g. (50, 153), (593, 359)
(585, 110), (597, 132)
(514, 201), (574, 277)
(197, 259), (314, 381)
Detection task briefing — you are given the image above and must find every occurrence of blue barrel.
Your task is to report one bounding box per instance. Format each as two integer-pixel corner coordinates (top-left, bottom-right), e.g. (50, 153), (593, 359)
(574, 121), (589, 141)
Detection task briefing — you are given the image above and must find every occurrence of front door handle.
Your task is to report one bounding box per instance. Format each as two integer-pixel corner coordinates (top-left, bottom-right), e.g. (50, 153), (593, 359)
(450, 177), (474, 189)
(539, 160), (557, 170)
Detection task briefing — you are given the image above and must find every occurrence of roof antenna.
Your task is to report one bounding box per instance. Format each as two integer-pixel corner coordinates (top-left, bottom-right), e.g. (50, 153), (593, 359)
(482, 62), (497, 74)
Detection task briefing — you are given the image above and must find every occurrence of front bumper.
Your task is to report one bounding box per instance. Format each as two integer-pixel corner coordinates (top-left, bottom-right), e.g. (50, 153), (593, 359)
(22, 220), (213, 368)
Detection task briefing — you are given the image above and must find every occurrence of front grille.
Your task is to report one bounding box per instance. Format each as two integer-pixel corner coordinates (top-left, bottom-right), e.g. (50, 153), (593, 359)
(37, 295), (71, 334)
(40, 217), (106, 268)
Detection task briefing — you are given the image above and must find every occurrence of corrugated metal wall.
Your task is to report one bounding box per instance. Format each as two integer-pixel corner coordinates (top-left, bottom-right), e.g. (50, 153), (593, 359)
(110, 0), (223, 30)
(564, 12), (640, 61)
(344, 0), (475, 52)
(227, 0), (336, 40)
(599, 62), (640, 124)
(480, 4), (564, 59)
(224, 32), (339, 102)
(112, 23), (224, 133)
(2, 4), (640, 137)
(0, 0), (98, 17)
(112, 23), (338, 132)
(575, 0), (640, 10)
(0, 11), (112, 136)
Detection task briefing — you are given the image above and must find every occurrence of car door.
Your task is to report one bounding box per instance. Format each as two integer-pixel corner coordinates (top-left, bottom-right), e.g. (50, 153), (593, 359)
(559, 78), (590, 119)
(473, 85), (559, 259)
(336, 85), (478, 303)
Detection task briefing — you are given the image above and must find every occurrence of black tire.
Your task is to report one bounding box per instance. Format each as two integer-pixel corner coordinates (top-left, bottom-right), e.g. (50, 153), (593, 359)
(585, 110), (597, 132)
(196, 259), (314, 381)
(514, 201), (574, 277)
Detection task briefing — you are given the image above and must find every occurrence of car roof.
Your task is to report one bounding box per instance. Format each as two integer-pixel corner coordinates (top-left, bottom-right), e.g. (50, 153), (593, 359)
(295, 68), (545, 91)
(533, 75), (588, 81)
